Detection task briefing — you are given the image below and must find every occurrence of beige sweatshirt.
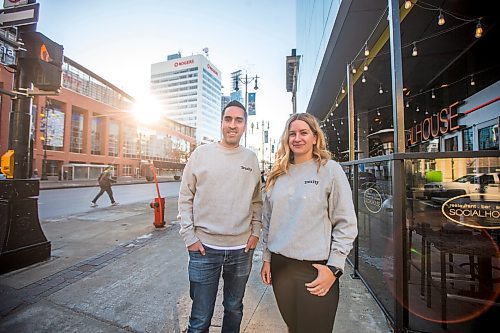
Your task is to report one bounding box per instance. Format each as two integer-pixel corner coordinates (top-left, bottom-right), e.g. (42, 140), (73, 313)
(178, 142), (263, 247)
(262, 159), (358, 270)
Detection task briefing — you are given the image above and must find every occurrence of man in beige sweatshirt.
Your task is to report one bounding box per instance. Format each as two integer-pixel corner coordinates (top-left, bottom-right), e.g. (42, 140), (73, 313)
(178, 100), (262, 333)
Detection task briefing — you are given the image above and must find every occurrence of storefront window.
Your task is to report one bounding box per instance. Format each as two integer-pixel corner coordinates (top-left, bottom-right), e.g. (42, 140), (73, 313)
(478, 124), (499, 150)
(462, 127), (473, 151)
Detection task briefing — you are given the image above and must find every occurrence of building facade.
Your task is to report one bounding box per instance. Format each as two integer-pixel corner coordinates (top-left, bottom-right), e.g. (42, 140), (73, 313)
(1, 54), (196, 180)
(151, 53), (222, 144)
(293, 1), (499, 332)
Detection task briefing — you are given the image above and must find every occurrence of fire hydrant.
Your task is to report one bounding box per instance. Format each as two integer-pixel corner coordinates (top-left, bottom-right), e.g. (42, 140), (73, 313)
(150, 197), (165, 228)
(149, 162), (166, 228)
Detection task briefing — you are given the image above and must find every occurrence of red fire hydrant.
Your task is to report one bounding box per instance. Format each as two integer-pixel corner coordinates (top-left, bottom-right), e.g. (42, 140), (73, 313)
(149, 162), (166, 228)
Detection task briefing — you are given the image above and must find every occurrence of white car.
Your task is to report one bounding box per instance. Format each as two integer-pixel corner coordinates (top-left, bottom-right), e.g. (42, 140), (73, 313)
(424, 173), (499, 199)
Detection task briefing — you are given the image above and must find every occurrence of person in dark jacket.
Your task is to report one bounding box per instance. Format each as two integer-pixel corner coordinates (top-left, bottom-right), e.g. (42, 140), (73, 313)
(91, 167), (118, 207)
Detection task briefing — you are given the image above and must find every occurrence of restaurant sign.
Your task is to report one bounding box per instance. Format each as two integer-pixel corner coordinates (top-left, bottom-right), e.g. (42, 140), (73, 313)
(441, 194), (500, 229)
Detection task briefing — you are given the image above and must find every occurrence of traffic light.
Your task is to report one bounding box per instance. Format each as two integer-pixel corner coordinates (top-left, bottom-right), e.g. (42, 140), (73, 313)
(19, 31), (64, 91)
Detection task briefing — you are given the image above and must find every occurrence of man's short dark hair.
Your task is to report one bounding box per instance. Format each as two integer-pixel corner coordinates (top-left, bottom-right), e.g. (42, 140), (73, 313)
(222, 100), (247, 121)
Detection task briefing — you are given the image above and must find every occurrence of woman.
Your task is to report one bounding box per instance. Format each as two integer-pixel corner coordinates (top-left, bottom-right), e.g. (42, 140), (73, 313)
(260, 113), (358, 333)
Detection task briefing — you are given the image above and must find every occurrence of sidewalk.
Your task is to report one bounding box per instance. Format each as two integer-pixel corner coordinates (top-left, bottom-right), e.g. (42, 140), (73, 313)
(0, 197), (392, 333)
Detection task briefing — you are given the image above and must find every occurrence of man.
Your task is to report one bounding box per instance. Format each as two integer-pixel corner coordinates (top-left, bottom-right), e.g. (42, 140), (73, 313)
(178, 100), (262, 333)
(91, 167), (118, 207)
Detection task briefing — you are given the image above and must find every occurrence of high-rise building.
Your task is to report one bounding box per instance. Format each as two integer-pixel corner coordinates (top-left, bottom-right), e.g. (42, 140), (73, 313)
(151, 53), (222, 144)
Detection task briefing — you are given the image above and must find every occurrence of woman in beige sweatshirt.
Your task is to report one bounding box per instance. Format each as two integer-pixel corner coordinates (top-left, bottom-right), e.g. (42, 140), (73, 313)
(261, 113), (358, 333)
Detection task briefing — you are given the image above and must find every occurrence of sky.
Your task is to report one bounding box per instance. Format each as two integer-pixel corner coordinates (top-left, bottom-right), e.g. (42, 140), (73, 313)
(35, 0), (296, 143)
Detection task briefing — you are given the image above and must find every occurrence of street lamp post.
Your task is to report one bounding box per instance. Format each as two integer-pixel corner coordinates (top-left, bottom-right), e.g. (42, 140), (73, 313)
(234, 72), (259, 147)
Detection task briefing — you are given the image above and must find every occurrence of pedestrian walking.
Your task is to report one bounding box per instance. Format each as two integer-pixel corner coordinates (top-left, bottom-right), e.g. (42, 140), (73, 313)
(91, 167), (119, 207)
(260, 113), (358, 333)
(178, 100), (263, 333)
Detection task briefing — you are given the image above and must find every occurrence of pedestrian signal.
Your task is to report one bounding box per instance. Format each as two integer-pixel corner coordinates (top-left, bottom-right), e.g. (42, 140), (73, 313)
(19, 32), (64, 91)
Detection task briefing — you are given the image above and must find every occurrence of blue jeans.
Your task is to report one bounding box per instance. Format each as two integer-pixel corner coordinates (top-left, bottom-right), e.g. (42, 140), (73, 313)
(187, 246), (254, 333)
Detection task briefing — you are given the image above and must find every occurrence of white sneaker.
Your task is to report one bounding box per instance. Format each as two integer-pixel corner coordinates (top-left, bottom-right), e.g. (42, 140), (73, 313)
(90, 202), (97, 207)
(111, 202), (119, 206)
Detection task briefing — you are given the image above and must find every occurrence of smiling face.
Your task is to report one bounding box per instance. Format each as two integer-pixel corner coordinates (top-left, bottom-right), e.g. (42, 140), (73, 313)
(288, 119), (317, 163)
(220, 106), (246, 148)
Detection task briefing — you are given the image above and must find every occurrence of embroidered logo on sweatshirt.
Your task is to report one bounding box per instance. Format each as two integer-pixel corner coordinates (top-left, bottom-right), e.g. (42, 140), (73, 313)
(241, 166), (253, 172)
(304, 180), (319, 185)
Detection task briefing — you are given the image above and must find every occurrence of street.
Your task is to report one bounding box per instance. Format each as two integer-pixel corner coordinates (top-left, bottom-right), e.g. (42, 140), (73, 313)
(38, 182), (181, 220)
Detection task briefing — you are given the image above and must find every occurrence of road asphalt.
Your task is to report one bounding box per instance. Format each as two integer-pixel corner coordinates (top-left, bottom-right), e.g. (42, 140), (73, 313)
(0, 188), (393, 332)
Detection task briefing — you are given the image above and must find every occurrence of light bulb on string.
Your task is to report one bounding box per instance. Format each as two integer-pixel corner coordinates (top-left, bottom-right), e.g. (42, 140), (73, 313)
(470, 75), (475, 86)
(340, 120), (344, 125)
(416, 106), (420, 112)
(437, 10), (445, 26)
(475, 20), (483, 38)
(377, 110), (380, 116)
(352, 66), (356, 74)
(404, 0), (412, 9)
(362, 74), (366, 83)
(412, 42), (418, 57)
(364, 43), (370, 56)
(341, 86), (345, 94)
(335, 99), (339, 107)
(425, 109), (429, 115)
(431, 89), (436, 99)
(363, 62), (368, 71)
(406, 100), (410, 108)
(379, 83), (383, 94)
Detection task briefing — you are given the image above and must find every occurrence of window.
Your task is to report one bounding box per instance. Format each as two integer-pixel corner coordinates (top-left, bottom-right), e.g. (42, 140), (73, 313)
(122, 165), (132, 176)
(108, 120), (120, 157)
(462, 127), (473, 151)
(478, 124), (499, 150)
(444, 136), (458, 151)
(91, 116), (102, 155)
(70, 111), (84, 153)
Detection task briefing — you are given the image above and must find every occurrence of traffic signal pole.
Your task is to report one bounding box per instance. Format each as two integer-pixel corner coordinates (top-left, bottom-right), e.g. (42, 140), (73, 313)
(0, 1), (51, 274)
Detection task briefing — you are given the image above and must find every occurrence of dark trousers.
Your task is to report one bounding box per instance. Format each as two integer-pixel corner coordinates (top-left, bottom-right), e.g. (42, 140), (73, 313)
(271, 253), (340, 333)
(92, 186), (115, 204)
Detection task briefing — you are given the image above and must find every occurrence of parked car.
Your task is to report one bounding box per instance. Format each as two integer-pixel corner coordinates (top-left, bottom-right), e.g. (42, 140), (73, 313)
(424, 173), (499, 199)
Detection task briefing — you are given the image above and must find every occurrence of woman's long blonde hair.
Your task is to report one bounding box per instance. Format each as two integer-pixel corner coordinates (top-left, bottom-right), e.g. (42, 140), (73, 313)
(265, 113), (331, 191)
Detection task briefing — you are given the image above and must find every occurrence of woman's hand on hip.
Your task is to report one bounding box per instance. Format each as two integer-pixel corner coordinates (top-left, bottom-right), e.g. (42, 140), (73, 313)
(261, 261), (272, 285)
(305, 264), (336, 297)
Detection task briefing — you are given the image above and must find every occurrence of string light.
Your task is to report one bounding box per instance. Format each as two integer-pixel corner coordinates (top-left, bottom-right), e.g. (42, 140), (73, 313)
(404, 0), (412, 10)
(416, 106), (420, 112)
(470, 75), (475, 86)
(412, 42), (418, 57)
(341, 86), (345, 94)
(363, 62), (368, 71)
(475, 20), (483, 38)
(431, 89), (435, 99)
(362, 74), (366, 83)
(335, 99), (339, 107)
(364, 43), (370, 56)
(377, 110), (380, 116)
(379, 83), (383, 94)
(406, 100), (410, 108)
(352, 66), (357, 74)
(340, 120), (344, 125)
(437, 10), (445, 26)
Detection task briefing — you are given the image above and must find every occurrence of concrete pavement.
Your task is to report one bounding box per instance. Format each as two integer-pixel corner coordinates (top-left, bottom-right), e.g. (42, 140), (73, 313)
(0, 196), (392, 333)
